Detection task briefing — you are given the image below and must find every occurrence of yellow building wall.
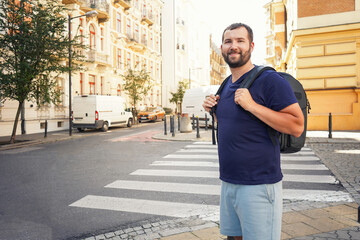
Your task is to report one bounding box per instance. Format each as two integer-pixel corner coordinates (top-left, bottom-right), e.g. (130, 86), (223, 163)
(286, 23), (360, 130)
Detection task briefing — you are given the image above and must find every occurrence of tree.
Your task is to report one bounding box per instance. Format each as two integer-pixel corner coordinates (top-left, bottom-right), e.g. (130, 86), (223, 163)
(169, 80), (188, 115)
(122, 67), (152, 123)
(0, 0), (85, 143)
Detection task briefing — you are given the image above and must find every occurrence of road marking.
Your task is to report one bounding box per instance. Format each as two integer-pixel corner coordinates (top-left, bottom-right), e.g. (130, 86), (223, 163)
(151, 161), (328, 170)
(283, 174), (338, 184)
(164, 154), (218, 159)
(177, 149), (218, 153)
(281, 164), (329, 170)
(283, 189), (353, 202)
(109, 130), (166, 142)
(281, 156), (320, 161)
(151, 161), (218, 167)
(130, 169), (219, 178)
(105, 180), (220, 195)
(70, 195), (219, 218)
(185, 145), (218, 149)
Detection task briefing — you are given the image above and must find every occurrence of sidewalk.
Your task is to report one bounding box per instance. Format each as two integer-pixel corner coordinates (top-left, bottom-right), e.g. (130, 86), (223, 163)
(1, 127), (359, 239)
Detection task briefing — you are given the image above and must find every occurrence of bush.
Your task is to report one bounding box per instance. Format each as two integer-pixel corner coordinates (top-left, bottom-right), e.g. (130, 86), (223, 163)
(163, 107), (173, 115)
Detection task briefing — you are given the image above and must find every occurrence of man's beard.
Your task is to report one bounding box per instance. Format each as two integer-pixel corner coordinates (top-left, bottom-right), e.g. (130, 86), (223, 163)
(222, 47), (252, 68)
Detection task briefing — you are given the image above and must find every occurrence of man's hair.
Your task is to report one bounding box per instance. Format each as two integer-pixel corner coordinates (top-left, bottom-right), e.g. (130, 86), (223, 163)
(222, 23), (253, 43)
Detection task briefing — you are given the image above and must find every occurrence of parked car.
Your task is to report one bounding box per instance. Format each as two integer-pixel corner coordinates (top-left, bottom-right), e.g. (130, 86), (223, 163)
(137, 106), (165, 122)
(73, 95), (133, 132)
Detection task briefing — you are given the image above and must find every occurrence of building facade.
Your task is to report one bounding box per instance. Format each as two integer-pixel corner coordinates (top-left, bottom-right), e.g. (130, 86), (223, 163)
(210, 35), (227, 85)
(265, 0), (360, 130)
(0, 0), (163, 137)
(161, 0), (211, 110)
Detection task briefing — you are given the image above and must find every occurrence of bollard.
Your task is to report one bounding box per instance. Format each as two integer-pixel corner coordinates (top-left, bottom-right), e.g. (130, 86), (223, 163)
(171, 116), (175, 137)
(169, 116), (173, 135)
(358, 206), (360, 223)
(44, 120), (48, 138)
(205, 113), (208, 131)
(178, 114), (180, 131)
(192, 114), (195, 130)
(328, 113), (332, 138)
(196, 117), (200, 138)
(164, 115), (167, 135)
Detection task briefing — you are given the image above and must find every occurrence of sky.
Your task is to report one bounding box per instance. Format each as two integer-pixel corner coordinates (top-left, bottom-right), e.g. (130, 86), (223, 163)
(193, 0), (270, 64)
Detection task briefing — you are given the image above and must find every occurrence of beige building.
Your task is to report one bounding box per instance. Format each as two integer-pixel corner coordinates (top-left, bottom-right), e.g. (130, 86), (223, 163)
(210, 35), (227, 86)
(0, 0), (163, 137)
(265, 0), (360, 130)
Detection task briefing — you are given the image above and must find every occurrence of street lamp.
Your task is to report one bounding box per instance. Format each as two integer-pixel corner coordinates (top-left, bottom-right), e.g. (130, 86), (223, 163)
(188, 67), (203, 89)
(68, 10), (98, 136)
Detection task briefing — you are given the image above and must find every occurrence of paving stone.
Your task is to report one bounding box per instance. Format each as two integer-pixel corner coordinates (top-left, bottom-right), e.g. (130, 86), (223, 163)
(105, 232), (116, 238)
(302, 217), (347, 232)
(282, 211), (313, 224)
(282, 222), (320, 238)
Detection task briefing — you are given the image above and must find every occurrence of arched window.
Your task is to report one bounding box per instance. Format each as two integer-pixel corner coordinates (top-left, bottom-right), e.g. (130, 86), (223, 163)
(89, 24), (96, 49)
(117, 84), (121, 96)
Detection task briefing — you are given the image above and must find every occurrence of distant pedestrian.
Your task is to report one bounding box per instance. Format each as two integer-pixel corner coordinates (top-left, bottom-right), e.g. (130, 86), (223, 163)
(202, 23), (304, 240)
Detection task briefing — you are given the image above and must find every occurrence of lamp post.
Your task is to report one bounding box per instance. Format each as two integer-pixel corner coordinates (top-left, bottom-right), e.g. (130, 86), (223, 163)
(68, 10), (98, 136)
(188, 67), (203, 89)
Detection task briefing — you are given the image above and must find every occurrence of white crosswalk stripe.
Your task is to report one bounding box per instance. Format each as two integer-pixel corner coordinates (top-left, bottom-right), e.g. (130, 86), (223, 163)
(69, 142), (352, 220)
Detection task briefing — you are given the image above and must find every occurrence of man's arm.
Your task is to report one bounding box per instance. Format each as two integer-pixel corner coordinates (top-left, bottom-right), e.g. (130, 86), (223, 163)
(235, 88), (304, 137)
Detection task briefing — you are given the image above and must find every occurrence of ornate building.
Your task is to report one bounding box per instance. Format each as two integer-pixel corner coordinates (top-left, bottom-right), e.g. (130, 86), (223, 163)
(210, 35), (227, 85)
(0, 0), (163, 136)
(265, 0), (360, 130)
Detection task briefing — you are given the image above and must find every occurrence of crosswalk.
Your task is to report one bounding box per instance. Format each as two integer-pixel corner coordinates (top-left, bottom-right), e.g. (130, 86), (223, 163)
(69, 142), (352, 220)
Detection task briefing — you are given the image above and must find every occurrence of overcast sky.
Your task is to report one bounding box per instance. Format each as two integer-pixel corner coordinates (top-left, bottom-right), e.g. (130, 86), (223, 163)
(193, 0), (270, 64)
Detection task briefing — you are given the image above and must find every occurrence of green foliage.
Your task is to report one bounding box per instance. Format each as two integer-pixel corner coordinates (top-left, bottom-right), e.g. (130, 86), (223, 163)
(0, 0), (85, 104)
(169, 80), (188, 114)
(0, 0), (86, 143)
(122, 66), (152, 119)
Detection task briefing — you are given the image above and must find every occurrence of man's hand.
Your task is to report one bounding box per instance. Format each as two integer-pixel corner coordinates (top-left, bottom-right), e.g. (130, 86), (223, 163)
(234, 88), (257, 111)
(202, 94), (220, 113)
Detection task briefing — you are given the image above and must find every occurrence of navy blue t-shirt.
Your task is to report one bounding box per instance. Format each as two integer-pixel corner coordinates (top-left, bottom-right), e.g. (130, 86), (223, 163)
(216, 68), (298, 185)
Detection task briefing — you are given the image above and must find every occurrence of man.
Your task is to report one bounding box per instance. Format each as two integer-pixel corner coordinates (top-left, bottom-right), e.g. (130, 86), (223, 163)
(202, 23), (304, 240)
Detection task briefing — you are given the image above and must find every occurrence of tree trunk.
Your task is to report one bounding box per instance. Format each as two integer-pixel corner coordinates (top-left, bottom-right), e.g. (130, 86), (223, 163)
(10, 101), (24, 144)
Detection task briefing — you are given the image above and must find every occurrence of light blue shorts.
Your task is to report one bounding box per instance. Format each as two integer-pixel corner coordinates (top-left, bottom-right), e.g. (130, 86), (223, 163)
(220, 180), (283, 239)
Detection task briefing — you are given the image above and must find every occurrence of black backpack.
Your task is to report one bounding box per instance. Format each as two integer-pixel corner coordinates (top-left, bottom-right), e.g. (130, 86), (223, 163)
(210, 66), (310, 153)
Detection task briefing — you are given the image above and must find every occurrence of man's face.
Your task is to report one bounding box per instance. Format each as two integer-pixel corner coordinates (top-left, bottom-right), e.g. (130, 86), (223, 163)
(221, 27), (254, 68)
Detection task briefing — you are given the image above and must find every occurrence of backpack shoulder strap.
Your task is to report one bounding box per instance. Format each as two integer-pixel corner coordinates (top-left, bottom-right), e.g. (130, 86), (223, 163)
(239, 65), (275, 89)
(215, 74), (231, 96)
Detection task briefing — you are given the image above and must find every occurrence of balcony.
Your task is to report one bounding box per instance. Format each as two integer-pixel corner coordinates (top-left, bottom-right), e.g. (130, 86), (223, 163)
(78, 0), (110, 23)
(87, 49), (109, 65)
(141, 9), (154, 26)
(62, 0), (78, 4)
(113, 0), (131, 10)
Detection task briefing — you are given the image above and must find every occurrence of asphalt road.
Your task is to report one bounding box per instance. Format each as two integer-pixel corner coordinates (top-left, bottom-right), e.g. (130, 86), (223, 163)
(0, 122), (203, 240)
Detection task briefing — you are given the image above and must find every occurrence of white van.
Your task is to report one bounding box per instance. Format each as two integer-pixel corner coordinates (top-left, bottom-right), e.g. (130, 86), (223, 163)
(182, 85), (220, 121)
(72, 95), (133, 132)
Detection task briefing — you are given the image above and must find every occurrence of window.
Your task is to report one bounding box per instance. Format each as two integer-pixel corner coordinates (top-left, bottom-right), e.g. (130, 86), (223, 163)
(55, 78), (64, 106)
(89, 24), (96, 50)
(89, 75), (96, 95)
(126, 18), (132, 39)
(117, 48), (122, 69)
(117, 84), (121, 96)
(80, 73), (84, 95)
(116, 12), (121, 33)
(101, 76), (104, 95)
(135, 55), (140, 69)
(149, 32), (153, 50)
(100, 27), (104, 52)
(134, 23), (139, 42)
(142, 27), (147, 45)
(150, 61), (154, 78)
(156, 64), (160, 82)
(126, 52), (132, 68)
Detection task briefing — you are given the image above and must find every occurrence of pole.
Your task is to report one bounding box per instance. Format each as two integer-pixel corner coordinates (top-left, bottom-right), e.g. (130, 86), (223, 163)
(164, 115), (167, 135)
(44, 120), (48, 138)
(205, 113), (208, 131)
(68, 15), (72, 136)
(328, 112), (332, 138)
(196, 117), (200, 138)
